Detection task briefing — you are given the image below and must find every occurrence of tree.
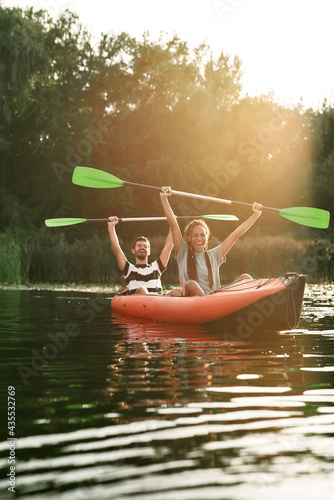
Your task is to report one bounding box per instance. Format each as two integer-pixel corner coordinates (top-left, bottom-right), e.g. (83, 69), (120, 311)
(309, 103), (334, 226)
(1, 4), (330, 275)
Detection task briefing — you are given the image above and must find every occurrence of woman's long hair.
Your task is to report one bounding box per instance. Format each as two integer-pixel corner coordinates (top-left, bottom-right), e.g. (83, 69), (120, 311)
(184, 220), (214, 290)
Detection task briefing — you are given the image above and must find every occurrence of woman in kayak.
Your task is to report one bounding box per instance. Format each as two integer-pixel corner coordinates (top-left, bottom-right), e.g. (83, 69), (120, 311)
(160, 187), (263, 296)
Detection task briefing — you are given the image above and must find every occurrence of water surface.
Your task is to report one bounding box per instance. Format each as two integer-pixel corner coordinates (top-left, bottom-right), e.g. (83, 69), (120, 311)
(0, 287), (333, 499)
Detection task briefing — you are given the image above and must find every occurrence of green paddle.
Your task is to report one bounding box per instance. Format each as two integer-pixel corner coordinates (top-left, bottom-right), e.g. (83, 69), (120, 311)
(45, 214), (239, 228)
(72, 166), (330, 229)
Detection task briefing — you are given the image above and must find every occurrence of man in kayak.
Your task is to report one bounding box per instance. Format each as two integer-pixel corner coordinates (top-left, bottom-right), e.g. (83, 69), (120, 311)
(160, 188), (263, 296)
(108, 216), (180, 295)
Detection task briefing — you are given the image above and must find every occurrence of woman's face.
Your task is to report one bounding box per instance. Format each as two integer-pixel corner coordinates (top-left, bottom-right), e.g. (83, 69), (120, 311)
(188, 224), (208, 252)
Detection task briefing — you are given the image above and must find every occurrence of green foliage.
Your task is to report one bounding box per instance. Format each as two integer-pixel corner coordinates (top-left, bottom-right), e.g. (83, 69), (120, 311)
(0, 228), (42, 283)
(0, 7), (49, 122)
(30, 232), (119, 284)
(0, 6), (333, 284)
(309, 103), (334, 218)
(0, 233), (21, 283)
(1, 231), (333, 285)
(303, 239), (334, 283)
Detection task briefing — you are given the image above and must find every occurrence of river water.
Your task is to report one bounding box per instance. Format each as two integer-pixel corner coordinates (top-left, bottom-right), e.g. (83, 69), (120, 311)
(0, 286), (334, 499)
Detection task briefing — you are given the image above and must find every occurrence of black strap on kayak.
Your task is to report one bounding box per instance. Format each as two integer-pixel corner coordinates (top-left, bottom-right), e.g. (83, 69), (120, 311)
(284, 274), (301, 329)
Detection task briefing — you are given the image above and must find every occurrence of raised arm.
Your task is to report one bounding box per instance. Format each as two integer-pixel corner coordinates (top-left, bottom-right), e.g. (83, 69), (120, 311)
(220, 202), (263, 257)
(160, 187), (183, 254)
(158, 227), (174, 268)
(107, 216), (127, 271)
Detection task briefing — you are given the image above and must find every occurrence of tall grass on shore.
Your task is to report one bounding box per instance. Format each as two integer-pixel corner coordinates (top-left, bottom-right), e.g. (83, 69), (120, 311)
(30, 233), (120, 284)
(0, 231), (333, 285)
(222, 235), (333, 283)
(0, 234), (21, 283)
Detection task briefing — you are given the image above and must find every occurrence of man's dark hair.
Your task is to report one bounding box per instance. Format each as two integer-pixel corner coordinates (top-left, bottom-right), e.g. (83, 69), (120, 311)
(132, 236), (150, 250)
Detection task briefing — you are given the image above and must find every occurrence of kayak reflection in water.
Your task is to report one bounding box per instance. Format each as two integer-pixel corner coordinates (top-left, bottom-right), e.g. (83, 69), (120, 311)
(107, 216), (181, 296)
(160, 187), (263, 297)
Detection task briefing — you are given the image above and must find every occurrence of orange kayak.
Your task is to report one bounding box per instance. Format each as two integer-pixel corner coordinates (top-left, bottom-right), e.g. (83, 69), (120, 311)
(111, 273), (306, 331)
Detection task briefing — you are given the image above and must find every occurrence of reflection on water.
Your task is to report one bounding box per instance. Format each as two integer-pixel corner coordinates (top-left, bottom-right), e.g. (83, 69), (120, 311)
(0, 289), (333, 499)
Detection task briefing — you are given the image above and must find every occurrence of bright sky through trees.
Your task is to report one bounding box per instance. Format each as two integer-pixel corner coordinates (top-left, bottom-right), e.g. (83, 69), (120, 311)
(3, 0), (334, 109)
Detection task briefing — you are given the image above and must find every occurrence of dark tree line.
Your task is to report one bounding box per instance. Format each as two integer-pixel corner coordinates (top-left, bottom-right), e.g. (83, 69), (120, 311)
(0, 6), (333, 283)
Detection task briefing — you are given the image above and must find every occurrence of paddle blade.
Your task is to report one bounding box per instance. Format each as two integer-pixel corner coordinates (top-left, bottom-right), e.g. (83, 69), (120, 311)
(72, 166), (124, 189)
(279, 207), (330, 229)
(200, 214), (239, 221)
(45, 218), (87, 227)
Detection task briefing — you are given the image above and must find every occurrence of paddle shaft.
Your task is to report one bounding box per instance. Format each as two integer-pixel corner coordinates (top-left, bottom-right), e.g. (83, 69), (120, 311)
(71, 167), (330, 228)
(124, 181), (279, 214)
(85, 216), (232, 223)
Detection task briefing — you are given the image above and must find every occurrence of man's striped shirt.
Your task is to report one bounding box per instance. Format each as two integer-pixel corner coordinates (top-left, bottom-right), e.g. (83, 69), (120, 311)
(121, 258), (165, 294)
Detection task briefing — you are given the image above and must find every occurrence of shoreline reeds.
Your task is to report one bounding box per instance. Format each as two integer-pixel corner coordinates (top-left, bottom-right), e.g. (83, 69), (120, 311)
(0, 232), (333, 285)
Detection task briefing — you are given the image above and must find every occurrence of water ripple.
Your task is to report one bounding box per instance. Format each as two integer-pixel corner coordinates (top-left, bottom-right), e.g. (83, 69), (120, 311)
(1, 289), (334, 500)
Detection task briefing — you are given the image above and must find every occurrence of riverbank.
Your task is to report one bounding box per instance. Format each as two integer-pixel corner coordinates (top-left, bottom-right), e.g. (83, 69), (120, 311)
(1, 231), (334, 285)
(0, 283), (179, 297)
(0, 283), (120, 294)
(1, 282), (333, 300)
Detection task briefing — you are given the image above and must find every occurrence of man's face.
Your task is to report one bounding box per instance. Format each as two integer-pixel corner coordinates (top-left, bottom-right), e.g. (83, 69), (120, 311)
(132, 240), (150, 261)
